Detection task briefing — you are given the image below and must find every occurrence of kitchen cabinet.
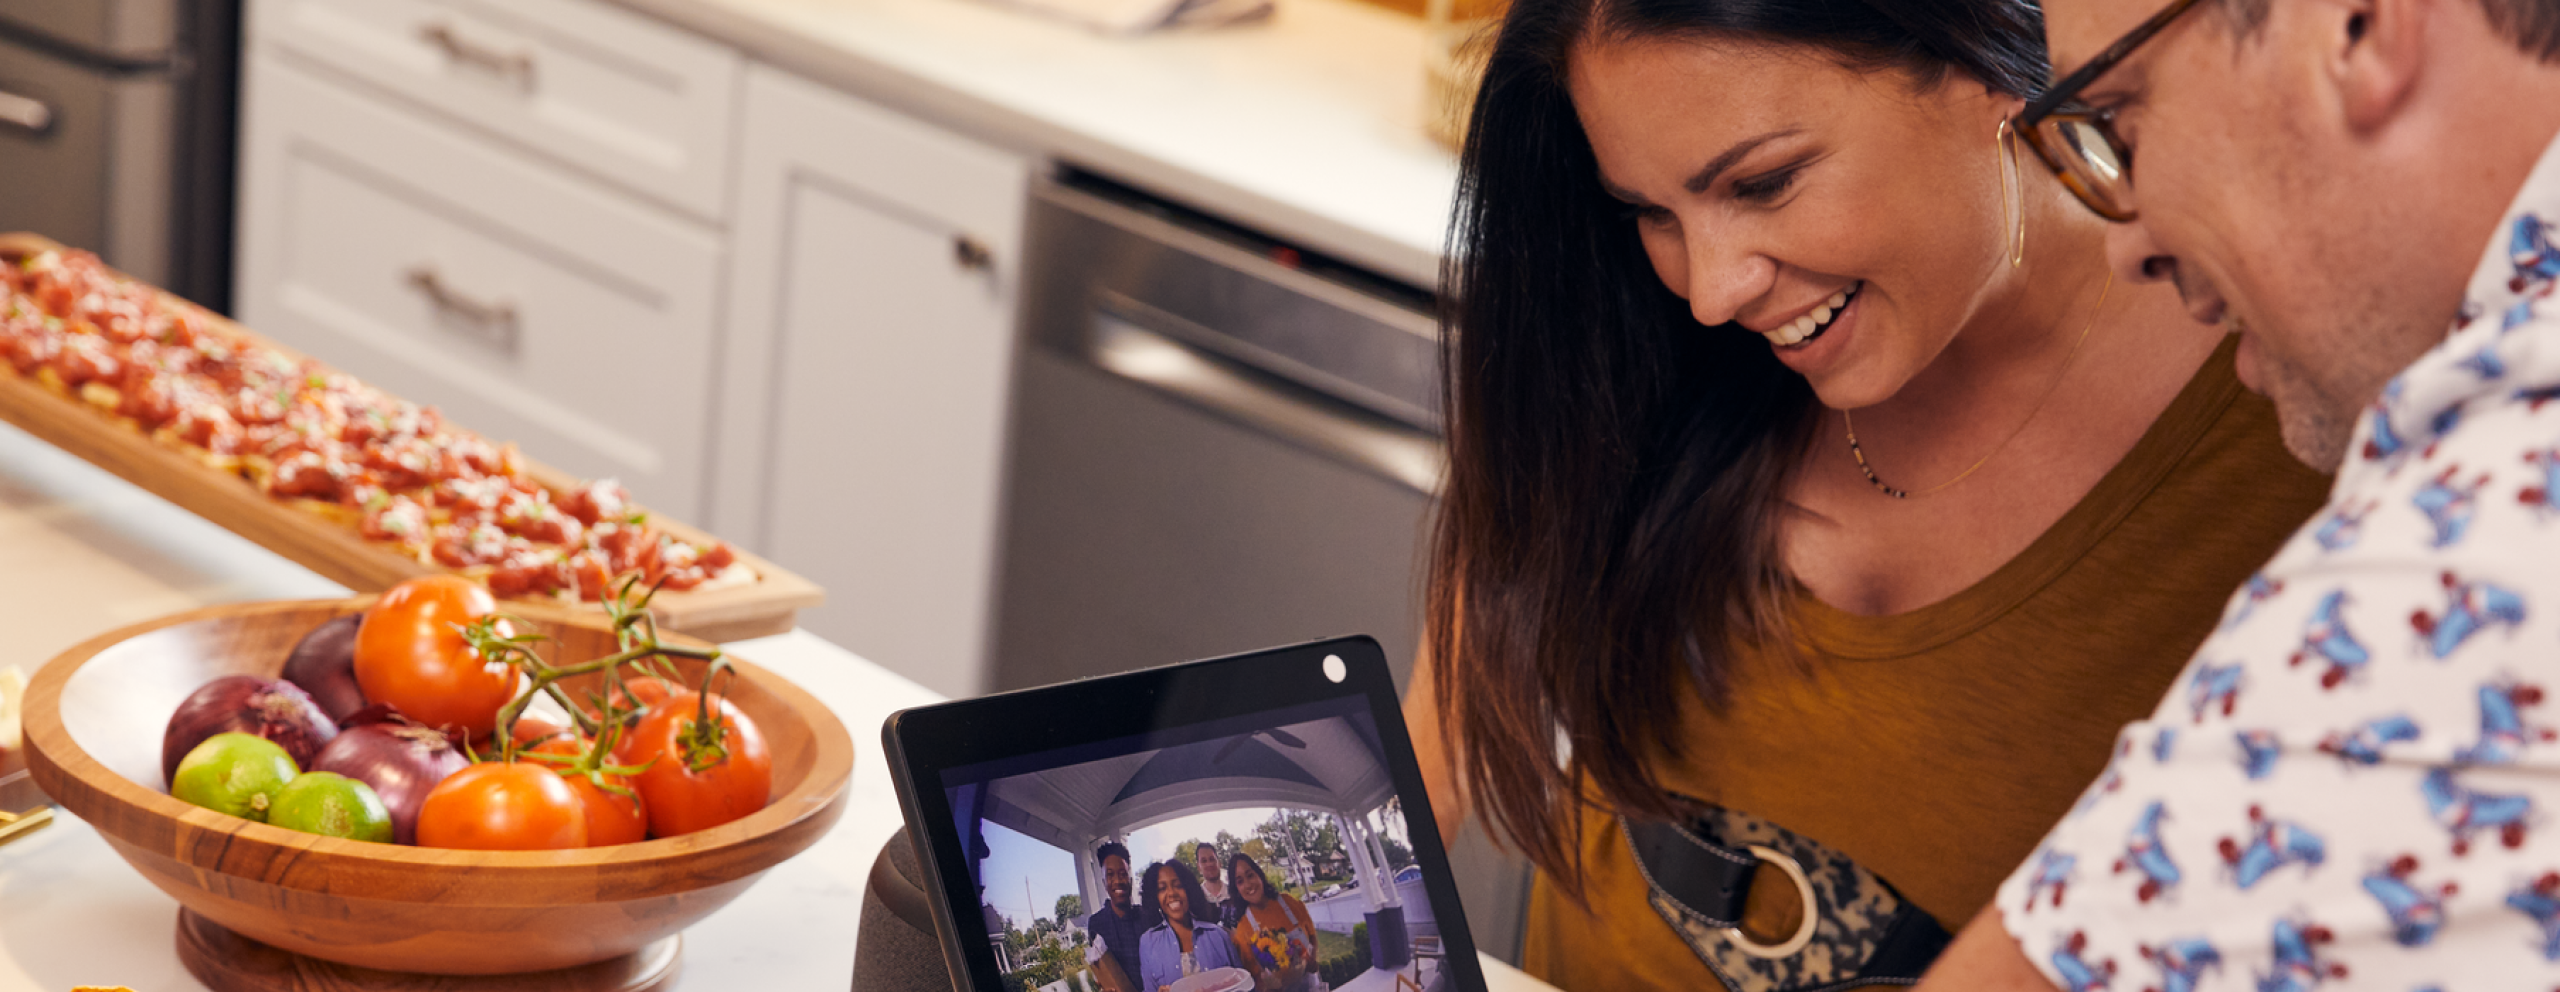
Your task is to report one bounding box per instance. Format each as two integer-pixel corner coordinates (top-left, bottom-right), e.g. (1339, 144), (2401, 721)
(255, 0), (741, 221)
(708, 65), (1029, 699)
(234, 52), (727, 522)
(235, 0), (1029, 695)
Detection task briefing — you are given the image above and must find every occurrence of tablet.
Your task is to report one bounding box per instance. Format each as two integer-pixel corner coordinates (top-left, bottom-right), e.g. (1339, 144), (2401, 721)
(885, 636), (1486, 992)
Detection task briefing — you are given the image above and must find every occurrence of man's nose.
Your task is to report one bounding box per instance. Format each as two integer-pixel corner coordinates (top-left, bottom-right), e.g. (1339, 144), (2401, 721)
(2105, 216), (2178, 286)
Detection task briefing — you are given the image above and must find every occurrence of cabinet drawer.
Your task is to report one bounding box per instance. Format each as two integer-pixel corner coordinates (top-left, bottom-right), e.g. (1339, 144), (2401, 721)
(253, 0), (740, 221)
(236, 56), (723, 521)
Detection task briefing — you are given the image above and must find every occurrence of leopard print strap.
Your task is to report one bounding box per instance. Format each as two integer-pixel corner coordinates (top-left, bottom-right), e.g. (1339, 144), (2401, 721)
(1622, 803), (1952, 992)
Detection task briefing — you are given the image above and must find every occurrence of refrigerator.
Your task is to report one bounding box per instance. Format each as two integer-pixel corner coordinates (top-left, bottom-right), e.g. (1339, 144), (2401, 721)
(0, 0), (240, 312)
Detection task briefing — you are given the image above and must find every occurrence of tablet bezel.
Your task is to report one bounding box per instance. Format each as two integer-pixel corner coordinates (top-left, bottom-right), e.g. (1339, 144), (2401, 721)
(884, 635), (1488, 991)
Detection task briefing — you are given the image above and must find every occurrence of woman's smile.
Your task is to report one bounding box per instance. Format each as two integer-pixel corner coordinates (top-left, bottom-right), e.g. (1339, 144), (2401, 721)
(1761, 281), (1861, 349)
(1767, 280), (1864, 379)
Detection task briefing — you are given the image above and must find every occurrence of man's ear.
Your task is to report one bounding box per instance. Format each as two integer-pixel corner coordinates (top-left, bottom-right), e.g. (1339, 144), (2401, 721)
(2331, 0), (2430, 132)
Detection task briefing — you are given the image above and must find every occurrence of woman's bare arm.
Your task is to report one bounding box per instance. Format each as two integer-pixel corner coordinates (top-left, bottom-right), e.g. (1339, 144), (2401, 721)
(1911, 906), (2061, 992)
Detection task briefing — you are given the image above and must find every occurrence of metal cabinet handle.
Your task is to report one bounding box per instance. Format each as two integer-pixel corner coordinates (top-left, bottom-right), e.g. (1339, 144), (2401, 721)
(953, 235), (994, 272)
(1085, 310), (1443, 495)
(0, 88), (54, 136)
(419, 22), (537, 91)
(405, 266), (521, 353)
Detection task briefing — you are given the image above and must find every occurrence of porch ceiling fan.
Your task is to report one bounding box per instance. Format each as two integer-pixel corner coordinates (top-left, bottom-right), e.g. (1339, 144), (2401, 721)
(1211, 727), (1307, 763)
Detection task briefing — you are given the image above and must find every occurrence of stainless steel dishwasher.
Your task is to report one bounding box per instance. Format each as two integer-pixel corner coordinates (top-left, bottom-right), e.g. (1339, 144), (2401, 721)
(990, 169), (1533, 961)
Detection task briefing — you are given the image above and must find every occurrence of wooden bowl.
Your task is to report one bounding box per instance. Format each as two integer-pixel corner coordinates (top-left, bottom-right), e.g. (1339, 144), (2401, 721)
(20, 598), (854, 976)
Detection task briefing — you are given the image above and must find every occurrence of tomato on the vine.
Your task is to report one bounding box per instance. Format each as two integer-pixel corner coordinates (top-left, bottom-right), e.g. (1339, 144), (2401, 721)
(415, 761), (589, 851)
(510, 717), (577, 750)
(529, 735), (647, 847)
(354, 575), (516, 737)
(627, 690), (771, 838)
(581, 675), (677, 752)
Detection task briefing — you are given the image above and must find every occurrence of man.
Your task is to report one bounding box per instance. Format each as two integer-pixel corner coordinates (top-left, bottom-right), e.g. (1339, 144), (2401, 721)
(1193, 842), (1242, 927)
(1914, 0), (2560, 988)
(1083, 841), (1153, 992)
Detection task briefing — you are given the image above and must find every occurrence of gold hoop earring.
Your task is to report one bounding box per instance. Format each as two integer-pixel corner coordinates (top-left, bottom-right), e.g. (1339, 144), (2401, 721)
(1996, 120), (2025, 269)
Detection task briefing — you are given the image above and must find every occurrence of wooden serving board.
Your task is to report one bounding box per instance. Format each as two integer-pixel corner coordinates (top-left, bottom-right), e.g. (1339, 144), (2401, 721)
(0, 233), (821, 642)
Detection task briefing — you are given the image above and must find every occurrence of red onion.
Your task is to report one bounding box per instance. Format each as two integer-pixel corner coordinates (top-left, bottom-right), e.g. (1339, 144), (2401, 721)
(281, 612), (367, 721)
(161, 676), (340, 785)
(313, 715), (469, 845)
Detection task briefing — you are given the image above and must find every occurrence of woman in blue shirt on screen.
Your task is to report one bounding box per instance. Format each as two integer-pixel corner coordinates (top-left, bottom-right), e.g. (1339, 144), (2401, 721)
(1136, 860), (1245, 991)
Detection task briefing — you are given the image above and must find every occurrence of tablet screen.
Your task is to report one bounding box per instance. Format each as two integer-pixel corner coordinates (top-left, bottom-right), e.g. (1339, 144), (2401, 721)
(889, 639), (1477, 992)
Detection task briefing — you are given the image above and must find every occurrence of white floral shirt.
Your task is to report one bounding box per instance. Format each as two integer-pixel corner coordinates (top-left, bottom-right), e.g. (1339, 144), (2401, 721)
(1996, 133), (2560, 992)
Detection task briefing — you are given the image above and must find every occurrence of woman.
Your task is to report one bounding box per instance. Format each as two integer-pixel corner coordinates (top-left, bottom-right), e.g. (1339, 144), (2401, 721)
(1137, 860), (1247, 991)
(1408, 0), (2333, 989)
(1224, 852), (1318, 992)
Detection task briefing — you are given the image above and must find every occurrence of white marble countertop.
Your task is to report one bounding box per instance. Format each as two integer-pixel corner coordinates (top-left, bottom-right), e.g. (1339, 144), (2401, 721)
(0, 419), (1550, 990)
(615, 0), (1462, 288)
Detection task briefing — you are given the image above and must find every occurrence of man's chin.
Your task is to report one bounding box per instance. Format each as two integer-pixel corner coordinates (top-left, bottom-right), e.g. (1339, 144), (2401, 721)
(2277, 401), (2352, 473)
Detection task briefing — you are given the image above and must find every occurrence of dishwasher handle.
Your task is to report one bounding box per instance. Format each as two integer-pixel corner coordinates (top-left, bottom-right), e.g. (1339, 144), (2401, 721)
(1084, 309), (1444, 495)
(0, 87), (54, 136)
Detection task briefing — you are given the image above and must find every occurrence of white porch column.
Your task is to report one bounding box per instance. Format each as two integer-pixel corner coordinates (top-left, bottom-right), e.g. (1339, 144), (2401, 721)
(1364, 809), (1402, 908)
(1341, 811), (1387, 911)
(1077, 835), (1099, 925)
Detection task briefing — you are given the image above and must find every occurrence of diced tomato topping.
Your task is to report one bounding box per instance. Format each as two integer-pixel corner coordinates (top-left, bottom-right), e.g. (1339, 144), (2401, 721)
(49, 334), (120, 387)
(433, 475), (512, 516)
(267, 449), (355, 502)
(565, 550), (613, 602)
(361, 495), (430, 544)
(116, 370), (183, 427)
(169, 401), (242, 452)
(78, 292), (148, 343)
(365, 435), (439, 490)
(431, 520), (516, 569)
(488, 547), (570, 598)
(560, 479), (632, 527)
(491, 489), (580, 546)
(593, 522), (664, 576)
(8, 322), (61, 375)
(227, 383), (286, 425)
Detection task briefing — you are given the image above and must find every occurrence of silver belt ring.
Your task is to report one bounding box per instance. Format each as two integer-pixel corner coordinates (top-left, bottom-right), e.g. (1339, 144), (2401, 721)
(1721, 844), (1819, 959)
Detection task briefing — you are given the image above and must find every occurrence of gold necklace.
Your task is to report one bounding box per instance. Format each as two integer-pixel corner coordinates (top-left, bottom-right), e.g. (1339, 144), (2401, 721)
(1844, 270), (2116, 499)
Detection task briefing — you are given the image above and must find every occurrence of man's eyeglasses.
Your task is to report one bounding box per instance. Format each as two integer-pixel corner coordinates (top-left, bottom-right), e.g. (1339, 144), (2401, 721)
(2011, 0), (2208, 221)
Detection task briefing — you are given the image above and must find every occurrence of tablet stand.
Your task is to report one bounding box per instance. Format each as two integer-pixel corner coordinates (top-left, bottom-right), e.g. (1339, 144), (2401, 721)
(855, 827), (961, 992)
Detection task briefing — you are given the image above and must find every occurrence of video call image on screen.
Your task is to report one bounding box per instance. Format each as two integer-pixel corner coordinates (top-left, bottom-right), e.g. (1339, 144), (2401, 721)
(941, 696), (1442, 992)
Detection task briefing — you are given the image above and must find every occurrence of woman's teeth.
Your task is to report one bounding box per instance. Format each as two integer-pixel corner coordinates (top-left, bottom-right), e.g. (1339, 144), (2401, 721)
(1764, 284), (1858, 348)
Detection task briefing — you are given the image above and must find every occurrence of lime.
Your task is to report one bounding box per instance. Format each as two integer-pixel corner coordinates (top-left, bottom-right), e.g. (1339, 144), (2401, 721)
(171, 732), (299, 822)
(267, 771), (394, 843)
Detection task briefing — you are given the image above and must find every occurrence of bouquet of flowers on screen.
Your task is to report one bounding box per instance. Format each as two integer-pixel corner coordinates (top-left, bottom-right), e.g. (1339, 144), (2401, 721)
(1245, 925), (1312, 973)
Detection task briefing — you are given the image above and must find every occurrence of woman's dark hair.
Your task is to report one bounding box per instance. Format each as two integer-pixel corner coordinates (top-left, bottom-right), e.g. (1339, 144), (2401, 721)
(1140, 860), (1214, 926)
(1227, 851), (1274, 905)
(1425, 0), (2047, 896)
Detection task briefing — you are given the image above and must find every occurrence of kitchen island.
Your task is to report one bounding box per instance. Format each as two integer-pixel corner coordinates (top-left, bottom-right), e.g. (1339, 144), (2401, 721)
(0, 420), (1549, 990)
